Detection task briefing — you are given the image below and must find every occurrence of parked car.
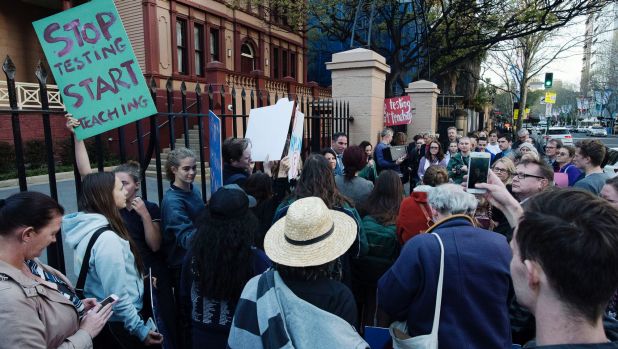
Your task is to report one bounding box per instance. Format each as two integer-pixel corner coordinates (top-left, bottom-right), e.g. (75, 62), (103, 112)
(587, 126), (608, 137)
(536, 127), (574, 146)
(576, 125), (590, 133)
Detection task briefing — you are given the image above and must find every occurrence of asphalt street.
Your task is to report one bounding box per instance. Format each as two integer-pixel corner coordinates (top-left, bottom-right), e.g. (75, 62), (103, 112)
(571, 132), (618, 149)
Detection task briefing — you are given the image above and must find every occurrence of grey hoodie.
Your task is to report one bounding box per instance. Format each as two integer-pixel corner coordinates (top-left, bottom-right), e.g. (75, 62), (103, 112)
(62, 212), (150, 341)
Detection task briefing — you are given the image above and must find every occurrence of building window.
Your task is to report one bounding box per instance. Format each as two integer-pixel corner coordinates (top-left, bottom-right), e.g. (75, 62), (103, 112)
(240, 42), (256, 74)
(176, 19), (188, 74)
(273, 47), (279, 78)
(210, 28), (220, 62)
(282, 50), (288, 77)
(290, 52), (296, 79)
(194, 24), (204, 76)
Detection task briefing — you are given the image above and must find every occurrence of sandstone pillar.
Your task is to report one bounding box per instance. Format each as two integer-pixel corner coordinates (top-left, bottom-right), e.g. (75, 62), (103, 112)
(405, 80), (440, 138)
(326, 48), (390, 145)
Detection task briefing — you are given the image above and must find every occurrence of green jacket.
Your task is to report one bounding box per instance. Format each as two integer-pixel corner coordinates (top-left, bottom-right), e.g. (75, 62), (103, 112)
(353, 215), (398, 285)
(358, 163), (377, 182)
(447, 152), (470, 184)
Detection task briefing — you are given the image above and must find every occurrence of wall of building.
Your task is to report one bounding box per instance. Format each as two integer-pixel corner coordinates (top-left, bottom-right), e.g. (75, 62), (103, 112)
(151, 0), (306, 88)
(0, 1), (56, 83)
(115, 0), (146, 72)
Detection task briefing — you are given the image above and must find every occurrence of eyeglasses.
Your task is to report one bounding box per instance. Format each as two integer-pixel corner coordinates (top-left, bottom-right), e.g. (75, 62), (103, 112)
(515, 172), (545, 180)
(493, 167), (509, 174)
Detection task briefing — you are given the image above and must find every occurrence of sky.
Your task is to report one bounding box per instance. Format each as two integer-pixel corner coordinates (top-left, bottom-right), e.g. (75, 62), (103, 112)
(482, 17), (589, 92)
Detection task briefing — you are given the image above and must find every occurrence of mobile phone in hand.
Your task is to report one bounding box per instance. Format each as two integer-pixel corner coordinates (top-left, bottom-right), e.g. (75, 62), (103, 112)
(97, 294), (118, 312)
(467, 152), (491, 194)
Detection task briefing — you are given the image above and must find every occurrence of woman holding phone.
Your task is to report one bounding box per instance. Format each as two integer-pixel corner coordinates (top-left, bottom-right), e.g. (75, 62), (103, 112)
(0, 191), (113, 348)
(66, 115), (176, 347)
(63, 172), (163, 348)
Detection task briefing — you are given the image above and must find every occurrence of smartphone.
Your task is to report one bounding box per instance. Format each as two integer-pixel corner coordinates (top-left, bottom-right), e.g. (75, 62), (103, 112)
(146, 317), (158, 332)
(467, 152), (491, 194)
(97, 294), (118, 312)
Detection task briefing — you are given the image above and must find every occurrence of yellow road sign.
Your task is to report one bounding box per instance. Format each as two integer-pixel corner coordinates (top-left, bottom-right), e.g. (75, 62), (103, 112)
(545, 92), (557, 104)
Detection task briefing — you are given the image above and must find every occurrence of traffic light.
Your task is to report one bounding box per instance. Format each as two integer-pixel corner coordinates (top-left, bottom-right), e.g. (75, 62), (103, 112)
(544, 73), (553, 89)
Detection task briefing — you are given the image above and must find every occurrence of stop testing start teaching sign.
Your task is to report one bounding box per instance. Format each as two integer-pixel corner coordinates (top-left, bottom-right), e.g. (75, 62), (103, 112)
(33, 0), (157, 140)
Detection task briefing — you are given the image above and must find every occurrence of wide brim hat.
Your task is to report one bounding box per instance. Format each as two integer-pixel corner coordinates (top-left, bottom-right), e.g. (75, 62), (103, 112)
(264, 196), (357, 267)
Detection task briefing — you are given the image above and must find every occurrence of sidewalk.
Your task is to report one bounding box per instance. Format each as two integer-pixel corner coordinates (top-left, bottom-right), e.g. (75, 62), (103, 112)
(0, 167), (115, 189)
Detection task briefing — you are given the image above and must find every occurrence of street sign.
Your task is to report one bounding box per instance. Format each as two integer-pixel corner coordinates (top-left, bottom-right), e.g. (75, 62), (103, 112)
(514, 108), (530, 120)
(545, 92), (557, 104)
(32, 0), (156, 140)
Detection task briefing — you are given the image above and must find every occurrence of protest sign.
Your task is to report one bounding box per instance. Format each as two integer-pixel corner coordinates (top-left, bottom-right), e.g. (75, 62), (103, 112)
(209, 111), (223, 194)
(245, 98), (295, 161)
(384, 96), (414, 126)
(33, 0), (156, 140)
(287, 109), (305, 180)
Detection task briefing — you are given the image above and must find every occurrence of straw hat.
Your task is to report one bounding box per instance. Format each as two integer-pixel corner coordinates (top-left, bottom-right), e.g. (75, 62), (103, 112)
(264, 197), (358, 267)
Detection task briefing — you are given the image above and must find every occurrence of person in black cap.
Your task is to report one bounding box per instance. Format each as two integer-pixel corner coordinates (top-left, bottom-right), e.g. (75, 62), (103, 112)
(179, 187), (270, 349)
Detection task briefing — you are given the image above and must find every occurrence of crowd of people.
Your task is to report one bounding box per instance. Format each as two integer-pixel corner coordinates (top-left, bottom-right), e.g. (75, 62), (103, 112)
(2, 119), (618, 349)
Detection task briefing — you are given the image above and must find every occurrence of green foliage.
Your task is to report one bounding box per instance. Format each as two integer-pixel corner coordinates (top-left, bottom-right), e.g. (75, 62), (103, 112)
(303, 0), (609, 97)
(23, 139), (48, 168)
(0, 142), (16, 173)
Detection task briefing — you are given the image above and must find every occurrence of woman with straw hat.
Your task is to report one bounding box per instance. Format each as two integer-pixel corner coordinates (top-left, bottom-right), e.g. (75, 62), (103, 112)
(228, 197), (368, 349)
(273, 154), (366, 287)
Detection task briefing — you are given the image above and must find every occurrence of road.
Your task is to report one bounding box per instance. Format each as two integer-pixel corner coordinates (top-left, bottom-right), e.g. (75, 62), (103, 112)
(0, 177), (181, 213)
(571, 132), (618, 149)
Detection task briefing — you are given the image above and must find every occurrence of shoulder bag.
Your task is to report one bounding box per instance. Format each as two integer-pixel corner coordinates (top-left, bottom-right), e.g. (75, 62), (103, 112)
(389, 232), (445, 349)
(75, 226), (110, 299)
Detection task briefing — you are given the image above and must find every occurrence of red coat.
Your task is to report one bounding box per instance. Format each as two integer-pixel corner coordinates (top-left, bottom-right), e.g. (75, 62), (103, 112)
(396, 192), (433, 244)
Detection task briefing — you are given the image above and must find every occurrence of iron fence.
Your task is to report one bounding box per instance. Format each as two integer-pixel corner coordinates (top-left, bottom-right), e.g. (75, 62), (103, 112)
(0, 55), (352, 273)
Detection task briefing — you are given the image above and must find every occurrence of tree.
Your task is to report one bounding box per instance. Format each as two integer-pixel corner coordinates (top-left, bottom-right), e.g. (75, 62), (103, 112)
(588, 33), (618, 123)
(300, 0), (609, 99)
(482, 12), (610, 130)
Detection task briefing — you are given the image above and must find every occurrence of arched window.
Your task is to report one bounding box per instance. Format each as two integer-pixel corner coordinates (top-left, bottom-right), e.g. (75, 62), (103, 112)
(240, 41), (256, 74)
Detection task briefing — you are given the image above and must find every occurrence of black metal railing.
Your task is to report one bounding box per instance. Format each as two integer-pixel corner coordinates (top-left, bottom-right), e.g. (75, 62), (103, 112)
(0, 55), (351, 273)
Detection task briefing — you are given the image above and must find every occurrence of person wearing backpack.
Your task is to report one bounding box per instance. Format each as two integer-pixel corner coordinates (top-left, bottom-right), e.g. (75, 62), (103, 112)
(354, 170), (403, 328)
(63, 172), (163, 348)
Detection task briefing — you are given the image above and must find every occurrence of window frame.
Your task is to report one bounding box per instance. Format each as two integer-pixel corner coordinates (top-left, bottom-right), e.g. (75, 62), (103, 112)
(194, 23), (205, 77)
(175, 18), (188, 75)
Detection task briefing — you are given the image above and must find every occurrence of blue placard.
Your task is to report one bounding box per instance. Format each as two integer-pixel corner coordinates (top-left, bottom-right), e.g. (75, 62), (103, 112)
(209, 110), (223, 194)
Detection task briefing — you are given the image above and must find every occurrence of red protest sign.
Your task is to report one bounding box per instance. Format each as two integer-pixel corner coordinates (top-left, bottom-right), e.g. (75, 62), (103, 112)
(384, 96), (414, 126)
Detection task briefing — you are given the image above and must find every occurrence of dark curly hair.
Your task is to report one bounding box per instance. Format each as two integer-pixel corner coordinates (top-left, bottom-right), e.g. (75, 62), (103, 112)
(275, 259), (342, 282)
(292, 154), (350, 208)
(191, 209), (258, 301)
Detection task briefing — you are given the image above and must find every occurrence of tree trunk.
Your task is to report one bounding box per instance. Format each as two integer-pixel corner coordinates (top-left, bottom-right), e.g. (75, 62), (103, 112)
(516, 86), (528, 131)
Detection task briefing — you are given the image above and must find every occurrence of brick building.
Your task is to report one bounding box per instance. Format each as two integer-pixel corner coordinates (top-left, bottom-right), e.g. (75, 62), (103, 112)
(0, 0), (329, 147)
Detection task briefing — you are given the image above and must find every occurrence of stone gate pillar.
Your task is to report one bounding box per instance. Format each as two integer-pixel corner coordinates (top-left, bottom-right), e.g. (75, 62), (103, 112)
(326, 48), (390, 145)
(405, 80), (440, 139)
